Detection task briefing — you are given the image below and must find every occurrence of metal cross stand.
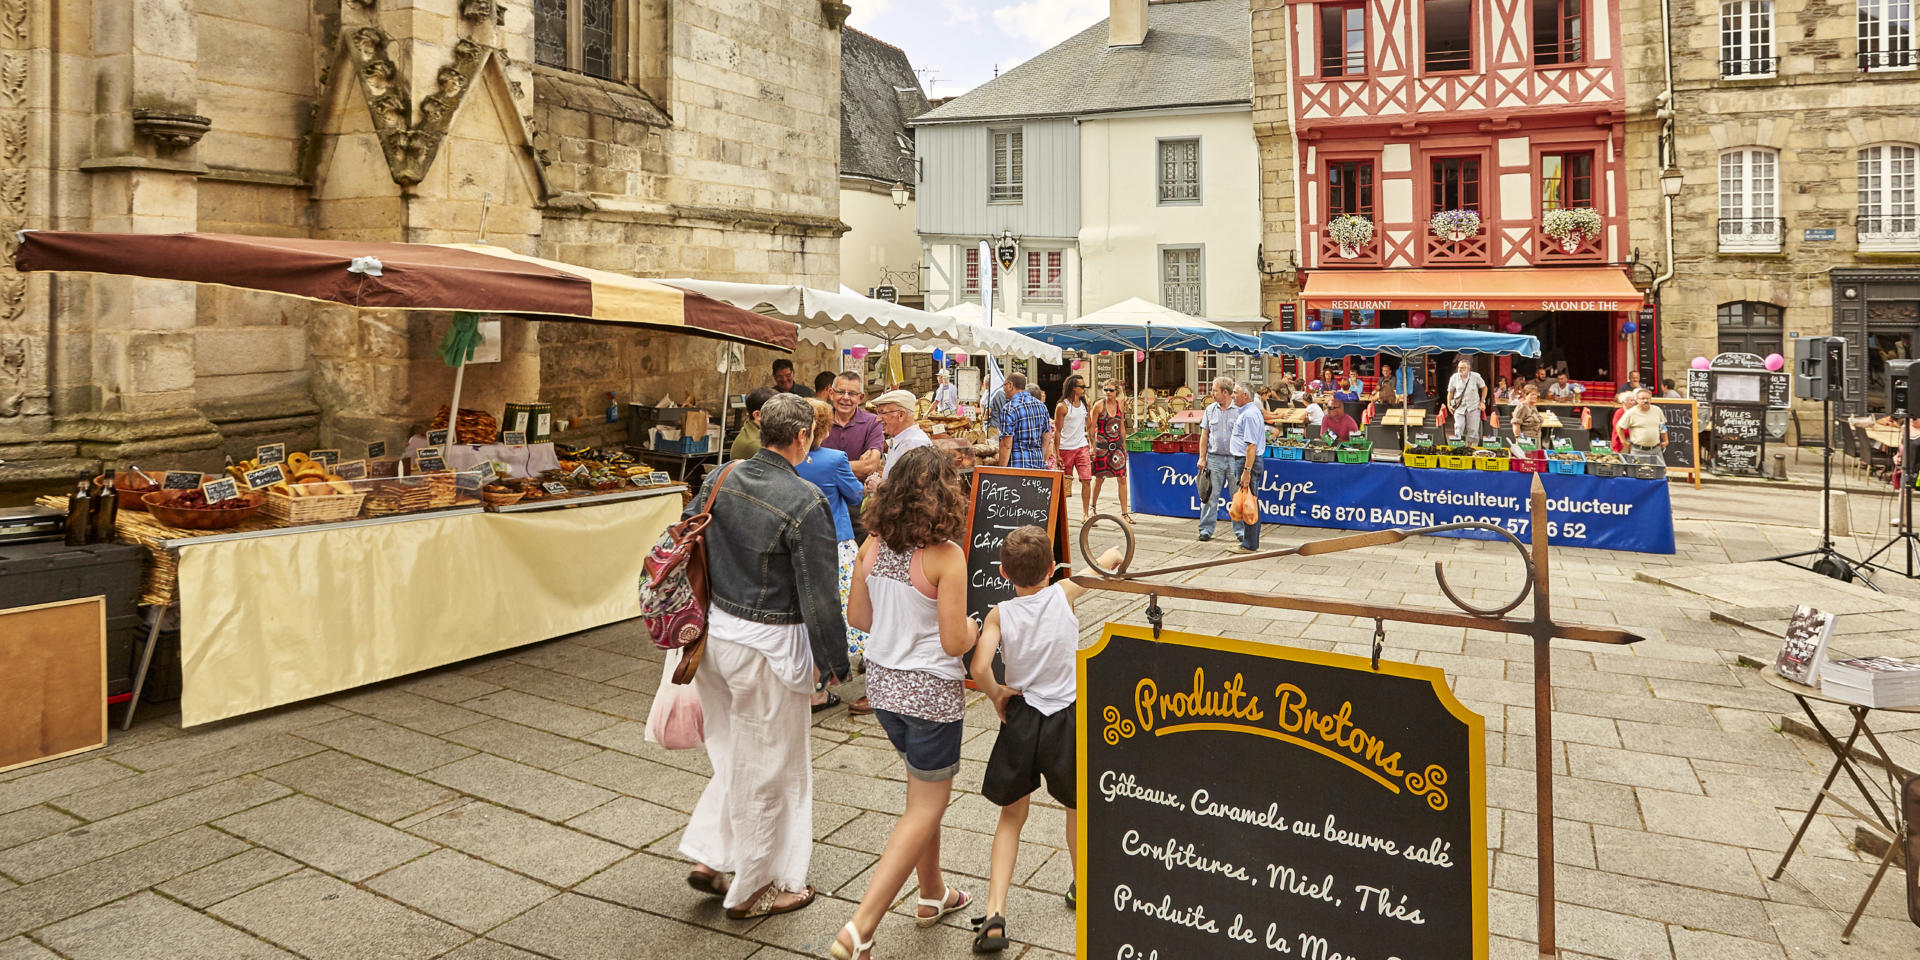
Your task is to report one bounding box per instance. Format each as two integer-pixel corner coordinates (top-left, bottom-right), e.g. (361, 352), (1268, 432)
(1072, 475), (1643, 959)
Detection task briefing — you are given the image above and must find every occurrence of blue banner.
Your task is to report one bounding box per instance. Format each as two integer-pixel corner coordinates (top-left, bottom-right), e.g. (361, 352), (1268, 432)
(1130, 453), (1675, 554)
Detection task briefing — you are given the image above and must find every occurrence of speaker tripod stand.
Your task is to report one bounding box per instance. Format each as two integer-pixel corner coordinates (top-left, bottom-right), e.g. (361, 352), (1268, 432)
(1760, 398), (1880, 591)
(1859, 418), (1918, 579)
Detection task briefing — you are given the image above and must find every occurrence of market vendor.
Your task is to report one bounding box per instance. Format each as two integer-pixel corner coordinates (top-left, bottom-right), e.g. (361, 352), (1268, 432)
(1511, 385), (1544, 442)
(933, 370), (958, 414)
(1614, 388), (1669, 455)
(1320, 399), (1360, 442)
(825, 371), (884, 480)
(731, 387), (777, 460)
(771, 358), (812, 397)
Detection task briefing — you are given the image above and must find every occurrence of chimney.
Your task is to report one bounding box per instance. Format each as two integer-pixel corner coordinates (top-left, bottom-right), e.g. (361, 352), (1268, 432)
(1109, 0), (1148, 47)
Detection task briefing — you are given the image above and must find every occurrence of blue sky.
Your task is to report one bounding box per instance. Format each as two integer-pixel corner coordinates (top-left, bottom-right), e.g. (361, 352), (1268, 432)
(847, 0), (1113, 99)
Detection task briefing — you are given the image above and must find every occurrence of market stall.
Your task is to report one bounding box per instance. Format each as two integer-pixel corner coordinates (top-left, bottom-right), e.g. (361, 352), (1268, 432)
(1010, 299), (1264, 428)
(14, 230), (800, 726)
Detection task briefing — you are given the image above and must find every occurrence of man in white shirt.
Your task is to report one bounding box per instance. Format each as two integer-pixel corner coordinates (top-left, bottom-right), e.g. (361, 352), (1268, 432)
(1194, 377), (1238, 543)
(1230, 383), (1270, 554)
(1446, 359), (1488, 444)
(871, 389), (930, 486)
(1546, 373), (1583, 402)
(933, 370), (958, 414)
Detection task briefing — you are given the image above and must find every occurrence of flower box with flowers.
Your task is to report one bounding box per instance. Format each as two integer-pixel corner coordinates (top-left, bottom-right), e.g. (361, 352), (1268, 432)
(1428, 209), (1482, 242)
(1326, 214), (1375, 259)
(1542, 208), (1603, 254)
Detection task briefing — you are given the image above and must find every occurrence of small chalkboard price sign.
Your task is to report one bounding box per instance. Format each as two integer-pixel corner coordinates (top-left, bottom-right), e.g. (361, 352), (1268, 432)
(1686, 369), (1709, 403)
(416, 446), (448, 473)
(310, 448), (341, 467)
(541, 481), (569, 496)
(963, 466), (1064, 622)
(367, 440), (388, 460)
(1716, 442), (1762, 476)
(427, 429), (450, 446)
(162, 471), (202, 490)
(1078, 624), (1487, 960)
(243, 464), (286, 490)
(502, 430), (528, 446)
(255, 443), (286, 466)
(201, 476), (240, 504)
(335, 459), (368, 481)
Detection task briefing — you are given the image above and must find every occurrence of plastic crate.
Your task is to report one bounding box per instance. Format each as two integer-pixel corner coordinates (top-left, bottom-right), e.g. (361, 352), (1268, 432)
(1125, 430), (1156, 453)
(1623, 455), (1667, 480)
(1273, 445), (1306, 461)
(1472, 454), (1510, 471)
(1587, 460), (1625, 478)
(1546, 453), (1587, 475)
(1150, 434), (1198, 455)
(1336, 448), (1371, 464)
(1305, 447), (1338, 463)
(1439, 455), (1472, 470)
(1403, 449), (1438, 468)
(1511, 452), (1548, 473)
(654, 436), (712, 455)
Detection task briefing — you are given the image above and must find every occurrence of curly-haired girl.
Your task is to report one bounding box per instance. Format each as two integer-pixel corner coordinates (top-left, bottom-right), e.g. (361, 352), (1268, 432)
(832, 445), (977, 960)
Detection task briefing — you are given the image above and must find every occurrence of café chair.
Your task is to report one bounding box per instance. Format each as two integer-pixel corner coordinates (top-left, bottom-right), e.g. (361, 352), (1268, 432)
(1835, 418), (1862, 478)
(1856, 424), (1893, 479)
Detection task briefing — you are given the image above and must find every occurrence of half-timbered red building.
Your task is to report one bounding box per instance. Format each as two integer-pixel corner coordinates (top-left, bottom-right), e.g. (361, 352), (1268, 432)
(1278, 0), (1648, 394)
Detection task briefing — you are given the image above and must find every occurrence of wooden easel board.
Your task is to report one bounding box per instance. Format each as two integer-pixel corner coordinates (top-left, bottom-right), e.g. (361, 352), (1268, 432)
(1652, 398), (1703, 488)
(0, 596), (107, 774)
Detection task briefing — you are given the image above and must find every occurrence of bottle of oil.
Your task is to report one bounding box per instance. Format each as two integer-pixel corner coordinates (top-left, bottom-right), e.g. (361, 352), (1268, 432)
(64, 479), (90, 546)
(90, 469), (119, 542)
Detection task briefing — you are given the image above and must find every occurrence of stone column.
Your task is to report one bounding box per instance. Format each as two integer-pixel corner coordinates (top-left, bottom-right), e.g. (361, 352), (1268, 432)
(77, 0), (211, 433)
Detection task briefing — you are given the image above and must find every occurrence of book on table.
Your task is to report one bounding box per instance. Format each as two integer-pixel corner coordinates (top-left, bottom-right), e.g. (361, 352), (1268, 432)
(1773, 605), (1838, 686)
(1819, 656), (1920, 708)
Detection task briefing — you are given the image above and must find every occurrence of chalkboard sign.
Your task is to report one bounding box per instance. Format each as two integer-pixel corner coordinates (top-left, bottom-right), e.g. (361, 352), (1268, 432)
(1686, 369), (1709, 403)
(963, 466), (1063, 622)
(1715, 441), (1762, 476)
(416, 446), (447, 473)
(255, 443), (286, 466)
(368, 441), (388, 460)
(1654, 400), (1697, 472)
(244, 463), (286, 490)
(162, 471), (202, 490)
(1766, 372), (1790, 408)
(1079, 624), (1486, 960)
(310, 448), (341, 467)
(201, 476), (240, 504)
(335, 459), (368, 481)
(1713, 404), (1765, 441)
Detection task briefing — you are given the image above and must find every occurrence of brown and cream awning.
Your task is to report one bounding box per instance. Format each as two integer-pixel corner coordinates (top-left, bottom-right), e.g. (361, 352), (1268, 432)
(14, 231), (797, 351)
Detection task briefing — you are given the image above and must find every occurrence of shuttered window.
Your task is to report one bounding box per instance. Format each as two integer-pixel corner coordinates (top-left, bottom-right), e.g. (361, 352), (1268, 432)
(963, 247), (981, 300)
(1159, 139), (1200, 203)
(991, 129), (1024, 202)
(1025, 251), (1064, 304)
(1161, 247), (1203, 316)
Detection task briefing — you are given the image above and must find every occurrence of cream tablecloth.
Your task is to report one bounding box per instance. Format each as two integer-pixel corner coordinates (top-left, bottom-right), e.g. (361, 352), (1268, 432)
(174, 493), (678, 726)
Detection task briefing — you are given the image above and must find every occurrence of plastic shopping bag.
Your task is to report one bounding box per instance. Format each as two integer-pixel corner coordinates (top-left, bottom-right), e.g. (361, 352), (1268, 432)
(645, 648), (706, 750)
(1228, 484), (1259, 525)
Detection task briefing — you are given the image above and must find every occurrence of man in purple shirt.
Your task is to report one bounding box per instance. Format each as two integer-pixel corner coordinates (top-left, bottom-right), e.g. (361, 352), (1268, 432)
(823, 371), (884, 480)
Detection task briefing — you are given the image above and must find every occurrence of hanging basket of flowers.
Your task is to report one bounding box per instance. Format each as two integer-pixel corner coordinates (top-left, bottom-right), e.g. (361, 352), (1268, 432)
(1542, 208), (1602, 253)
(1326, 214), (1374, 259)
(1428, 209), (1482, 242)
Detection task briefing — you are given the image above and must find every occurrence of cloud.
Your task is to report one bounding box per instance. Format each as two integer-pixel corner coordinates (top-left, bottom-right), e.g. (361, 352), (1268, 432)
(989, 0), (1108, 47)
(940, 0), (982, 27)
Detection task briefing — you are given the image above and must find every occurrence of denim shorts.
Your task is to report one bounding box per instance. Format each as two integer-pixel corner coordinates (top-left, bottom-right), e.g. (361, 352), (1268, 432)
(873, 708), (964, 781)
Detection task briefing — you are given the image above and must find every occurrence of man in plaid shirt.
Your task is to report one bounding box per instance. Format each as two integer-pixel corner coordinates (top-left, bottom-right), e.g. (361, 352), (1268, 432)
(996, 372), (1053, 468)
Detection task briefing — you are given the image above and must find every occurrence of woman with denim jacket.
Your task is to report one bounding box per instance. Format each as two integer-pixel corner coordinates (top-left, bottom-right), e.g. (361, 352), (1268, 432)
(681, 394), (847, 921)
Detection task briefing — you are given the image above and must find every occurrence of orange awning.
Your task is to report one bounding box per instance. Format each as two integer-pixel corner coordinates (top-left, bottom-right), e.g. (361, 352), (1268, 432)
(1300, 267), (1645, 313)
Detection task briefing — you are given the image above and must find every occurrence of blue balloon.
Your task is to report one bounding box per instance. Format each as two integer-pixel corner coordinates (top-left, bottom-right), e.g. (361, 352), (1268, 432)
(932, 348), (945, 364)
(1307, 319), (1324, 332)
(1622, 320), (1639, 334)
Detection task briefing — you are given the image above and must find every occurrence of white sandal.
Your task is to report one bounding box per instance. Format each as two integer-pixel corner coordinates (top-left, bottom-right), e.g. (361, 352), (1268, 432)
(830, 921), (875, 960)
(915, 887), (972, 928)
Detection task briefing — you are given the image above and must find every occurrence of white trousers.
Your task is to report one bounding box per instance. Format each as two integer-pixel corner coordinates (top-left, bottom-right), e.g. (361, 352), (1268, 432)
(1450, 407), (1483, 443)
(679, 634), (813, 909)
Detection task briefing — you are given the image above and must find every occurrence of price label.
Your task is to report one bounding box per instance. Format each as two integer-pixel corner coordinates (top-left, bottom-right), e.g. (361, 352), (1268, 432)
(647, 471), (671, 486)
(310, 448), (340, 466)
(367, 440), (387, 459)
(502, 430), (527, 446)
(470, 461), (497, 479)
(244, 463), (287, 490)
(541, 482), (569, 495)
(162, 470), (202, 490)
(335, 459), (368, 480)
(456, 472), (483, 493)
(1287, 428), (1305, 438)
(569, 463), (589, 479)
(427, 429), (450, 446)
(416, 446), (447, 473)
(201, 476), (240, 504)
(1554, 437), (1574, 450)
(255, 443), (286, 465)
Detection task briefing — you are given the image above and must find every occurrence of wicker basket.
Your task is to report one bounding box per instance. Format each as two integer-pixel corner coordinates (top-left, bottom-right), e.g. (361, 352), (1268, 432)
(264, 488), (367, 525)
(482, 489), (526, 507)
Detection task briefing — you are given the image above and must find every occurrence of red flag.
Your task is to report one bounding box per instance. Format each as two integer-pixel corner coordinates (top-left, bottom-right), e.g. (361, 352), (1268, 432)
(1580, 406), (1593, 430)
(1437, 405), (1447, 426)
(1363, 402), (1375, 424)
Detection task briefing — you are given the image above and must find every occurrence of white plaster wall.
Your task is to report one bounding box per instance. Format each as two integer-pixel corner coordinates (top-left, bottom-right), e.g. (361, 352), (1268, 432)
(839, 184), (921, 299)
(1078, 109), (1263, 319)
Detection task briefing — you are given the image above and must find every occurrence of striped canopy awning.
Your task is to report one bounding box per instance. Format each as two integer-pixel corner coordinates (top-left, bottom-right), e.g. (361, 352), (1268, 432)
(13, 231), (797, 350)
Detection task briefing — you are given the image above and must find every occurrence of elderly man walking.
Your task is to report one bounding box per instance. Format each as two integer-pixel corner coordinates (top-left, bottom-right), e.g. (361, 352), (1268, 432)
(1446, 359), (1488, 444)
(1230, 382), (1269, 553)
(681, 393), (847, 920)
(1194, 377), (1237, 543)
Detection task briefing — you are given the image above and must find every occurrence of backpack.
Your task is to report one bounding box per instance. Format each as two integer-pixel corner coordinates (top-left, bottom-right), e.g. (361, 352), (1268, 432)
(638, 460), (741, 685)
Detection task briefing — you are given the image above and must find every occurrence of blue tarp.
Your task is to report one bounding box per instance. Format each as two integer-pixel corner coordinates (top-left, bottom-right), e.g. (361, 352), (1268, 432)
(1259, 328), (1541, 360)
(1010, 322), (1263, 355)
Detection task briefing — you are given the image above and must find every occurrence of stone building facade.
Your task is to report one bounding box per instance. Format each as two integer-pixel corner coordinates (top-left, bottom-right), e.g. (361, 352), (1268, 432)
(0, 0), (846, 491)
(1620, 0), (1920, 425)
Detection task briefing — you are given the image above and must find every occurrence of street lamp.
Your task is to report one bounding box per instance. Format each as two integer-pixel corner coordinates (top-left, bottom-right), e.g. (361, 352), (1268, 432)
(890, 180), (909, 209)
(1659, 166), (1683, 198)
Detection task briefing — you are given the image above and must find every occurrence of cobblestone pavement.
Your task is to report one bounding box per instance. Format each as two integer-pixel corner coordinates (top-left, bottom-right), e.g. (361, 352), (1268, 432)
(4, 480), (1920, 959)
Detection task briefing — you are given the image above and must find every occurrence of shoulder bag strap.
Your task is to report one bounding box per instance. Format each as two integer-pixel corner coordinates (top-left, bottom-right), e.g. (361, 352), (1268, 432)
(678, 459), (743, 538)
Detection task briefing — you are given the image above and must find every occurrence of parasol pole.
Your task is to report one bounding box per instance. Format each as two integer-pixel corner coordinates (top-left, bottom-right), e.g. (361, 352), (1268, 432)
(446, 360), (468, 450)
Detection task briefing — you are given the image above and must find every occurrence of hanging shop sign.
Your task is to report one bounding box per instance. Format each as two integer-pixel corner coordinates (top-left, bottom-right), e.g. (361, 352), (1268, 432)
(1078, 623), (1488, 960)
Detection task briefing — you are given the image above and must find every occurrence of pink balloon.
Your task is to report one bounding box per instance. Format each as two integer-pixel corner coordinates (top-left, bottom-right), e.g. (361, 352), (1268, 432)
(1764, 353), (1785, 371)
(850, 346), (869, 360)
(950, 351), (968, 364)
(1504, 320), (1523, 333)
(1070, 358), (1083, 370)
(1409, 311), (1427, 328)
(1690, 356), (1709, 370)
(1135, 350), (1146, 362)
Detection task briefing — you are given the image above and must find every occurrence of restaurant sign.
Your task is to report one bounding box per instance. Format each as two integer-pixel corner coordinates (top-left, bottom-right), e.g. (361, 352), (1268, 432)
(1314, 297), (1634, 312)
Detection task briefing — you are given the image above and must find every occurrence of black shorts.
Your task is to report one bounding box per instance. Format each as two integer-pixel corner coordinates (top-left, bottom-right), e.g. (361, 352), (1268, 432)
(982, 698), (1076, 809)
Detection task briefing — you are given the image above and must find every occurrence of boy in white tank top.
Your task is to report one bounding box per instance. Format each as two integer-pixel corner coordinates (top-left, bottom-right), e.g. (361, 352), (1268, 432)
(966, 525), (1124, 952)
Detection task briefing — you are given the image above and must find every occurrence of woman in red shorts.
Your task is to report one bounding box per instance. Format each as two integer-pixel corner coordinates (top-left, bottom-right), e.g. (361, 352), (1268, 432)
(1051, 375), (1093, 515)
